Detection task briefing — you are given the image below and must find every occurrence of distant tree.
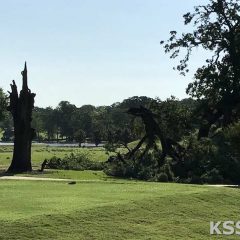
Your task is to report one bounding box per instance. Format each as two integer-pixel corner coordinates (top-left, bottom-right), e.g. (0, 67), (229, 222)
(152, 97), (193, 141)
(41, 107), (58, 141)
(120, 96), (155, 109)
(92, 130), (102, 146)
(0, 88), (7, 121)
(32, 107), (44, 142)
(115, 128), (135, 151)
(0, 112), (13, 141)
(161, 0), (240, 138)
(2, 127), (13, 141)
(74, 129), (86, 147)
(57, 101), (77, 141)
(76, 105), (95, 137)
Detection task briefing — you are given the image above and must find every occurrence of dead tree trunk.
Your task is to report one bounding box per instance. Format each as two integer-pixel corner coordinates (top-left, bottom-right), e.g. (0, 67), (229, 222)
(7, 62), (36, 173)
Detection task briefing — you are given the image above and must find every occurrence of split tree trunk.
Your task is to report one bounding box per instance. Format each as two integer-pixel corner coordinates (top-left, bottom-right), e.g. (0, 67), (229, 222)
(7, 62), (36, 173)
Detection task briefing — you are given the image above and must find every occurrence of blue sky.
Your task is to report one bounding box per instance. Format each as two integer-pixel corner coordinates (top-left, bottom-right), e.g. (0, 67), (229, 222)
(0, 0), (209, 107)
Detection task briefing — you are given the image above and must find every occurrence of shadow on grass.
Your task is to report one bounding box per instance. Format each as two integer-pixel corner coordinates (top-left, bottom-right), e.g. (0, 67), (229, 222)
(0, 169), (55, 177)
(0, 170), (14, 177)
(226, 186), (240, 189)
(18, 169), (57, 176)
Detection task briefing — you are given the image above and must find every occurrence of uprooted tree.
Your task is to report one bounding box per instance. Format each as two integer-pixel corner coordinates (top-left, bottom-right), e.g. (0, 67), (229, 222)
(126, 106), (185, 166)
(105, 106), (186, 180)
(7, 62), (36, 173)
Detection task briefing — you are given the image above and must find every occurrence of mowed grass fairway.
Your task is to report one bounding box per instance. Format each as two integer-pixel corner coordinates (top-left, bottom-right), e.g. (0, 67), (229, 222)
(1, 145), (240, 239)
(0, 179), (240, 240)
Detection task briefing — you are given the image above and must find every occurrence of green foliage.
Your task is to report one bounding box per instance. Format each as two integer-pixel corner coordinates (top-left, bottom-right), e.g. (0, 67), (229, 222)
(0, 88), (7, 121)
(222, 122), (240, 157)
(0, 111), (13, 141)
(1, 127), (14, 141)
(74, 129), (86, 146)
(47, 153), (104, 171)
(156, 172), (169, 182)
(162, 0), (240, 136)
(39, 107), (59, 141)
(162, 0), (240, 76)
(172, 136), (222, 183)
(200, 168), (224, 184)
(172, 123), (240, 184)
(214, 122), (240, 183)
(91, 130), (102, 146)
(105, 120), (240, 184)
(104, 142), (120, 154)
(104, 150), (174, 182)
(152, 96), (195, 141)
(26, 96), (156, 143)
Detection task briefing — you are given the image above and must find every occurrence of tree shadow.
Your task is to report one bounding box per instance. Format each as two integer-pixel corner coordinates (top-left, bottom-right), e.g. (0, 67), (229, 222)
(0, 169), (14, 177)
(226, 186), (240, 189)
(0, 168), (55, 177)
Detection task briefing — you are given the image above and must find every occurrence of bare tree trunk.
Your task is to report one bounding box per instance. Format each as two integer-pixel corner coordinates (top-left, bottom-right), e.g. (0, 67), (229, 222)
(7, 62), (36, 173)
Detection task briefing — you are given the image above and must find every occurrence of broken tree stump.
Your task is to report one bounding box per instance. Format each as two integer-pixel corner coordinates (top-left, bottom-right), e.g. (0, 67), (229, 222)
(7, 62), (36, 173)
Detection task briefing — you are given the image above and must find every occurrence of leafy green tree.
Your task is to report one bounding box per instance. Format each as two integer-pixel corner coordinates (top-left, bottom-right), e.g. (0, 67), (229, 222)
(74, 129), (86, 147)
(41, 107), (58, 141)
(57, 101), (77, 141)
(152, 97), (194, 141)
(0, 89), (12, 141)
(161, 0), (240, 138)
(0, 116), (13, 142)
(0, 112), (14, 141)
(120, 96), (155, 109)
(0, 88), (7, 121)
(76, 105), (95, 137)
(2, 126), (13, 141)
(92, 130), (102, 146)
(32, 107), (45, 142)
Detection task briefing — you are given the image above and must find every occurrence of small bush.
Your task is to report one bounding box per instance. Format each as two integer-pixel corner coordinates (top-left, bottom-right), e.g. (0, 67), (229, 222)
(104, 150), (175, 182)
(47, 153), (104, 171)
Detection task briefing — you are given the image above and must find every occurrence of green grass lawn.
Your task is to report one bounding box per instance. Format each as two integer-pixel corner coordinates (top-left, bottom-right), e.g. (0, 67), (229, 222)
(0, 180), (239, 240)
(17, 169), (111, 181)
(1, 145), (240, 239)
(0, 145), (109, 170)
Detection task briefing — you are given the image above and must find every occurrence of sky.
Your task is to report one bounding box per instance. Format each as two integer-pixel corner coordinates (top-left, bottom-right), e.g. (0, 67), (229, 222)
(0, 0), (210, 108)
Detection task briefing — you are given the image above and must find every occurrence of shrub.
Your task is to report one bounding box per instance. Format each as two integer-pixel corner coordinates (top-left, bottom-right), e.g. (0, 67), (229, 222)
(47, 153), (104, 171)
(178, 123), (240, 184)
(173, 136), (218, 180)
(104, 150), (175, 182)
(213, 122), (240, 184)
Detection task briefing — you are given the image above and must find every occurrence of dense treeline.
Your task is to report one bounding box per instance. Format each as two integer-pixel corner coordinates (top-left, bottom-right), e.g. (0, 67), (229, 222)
(0, 95), (197, 145)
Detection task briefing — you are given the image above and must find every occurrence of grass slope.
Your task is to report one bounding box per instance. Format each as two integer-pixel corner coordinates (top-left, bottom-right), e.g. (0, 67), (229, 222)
(17, 170), (110, 181)
(0, 180), (240, 240)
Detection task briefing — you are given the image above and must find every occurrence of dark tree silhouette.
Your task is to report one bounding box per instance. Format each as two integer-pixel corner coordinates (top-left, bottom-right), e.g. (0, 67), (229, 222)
(127, 106), (185, 167)
(7, 62), (36, 173)
(161, 0), (240, 138)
